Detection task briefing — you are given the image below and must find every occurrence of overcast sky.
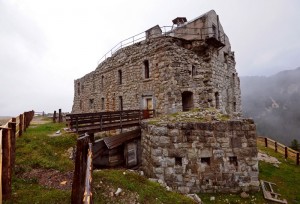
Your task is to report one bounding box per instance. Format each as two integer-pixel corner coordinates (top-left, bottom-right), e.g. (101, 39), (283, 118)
(1, 0), (300, 116)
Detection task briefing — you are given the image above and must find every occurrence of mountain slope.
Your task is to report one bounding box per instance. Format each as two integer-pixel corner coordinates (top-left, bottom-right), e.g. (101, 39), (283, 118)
(240, 67), (300, 145)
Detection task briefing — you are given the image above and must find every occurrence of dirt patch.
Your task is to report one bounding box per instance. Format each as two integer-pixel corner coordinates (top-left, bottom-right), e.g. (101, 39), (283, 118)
(31, 116), (51, 125)
(20, 169), (73, 190)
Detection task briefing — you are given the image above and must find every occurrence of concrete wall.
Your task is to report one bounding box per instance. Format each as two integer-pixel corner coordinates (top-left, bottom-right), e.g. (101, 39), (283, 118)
(141, 119), (259, 193)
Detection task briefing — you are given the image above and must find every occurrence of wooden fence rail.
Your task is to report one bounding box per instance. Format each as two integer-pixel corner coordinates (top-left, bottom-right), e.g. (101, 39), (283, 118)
(0, 110), (34, 202)
(257, 136), (300, 165)
(66, 109), (155, 134)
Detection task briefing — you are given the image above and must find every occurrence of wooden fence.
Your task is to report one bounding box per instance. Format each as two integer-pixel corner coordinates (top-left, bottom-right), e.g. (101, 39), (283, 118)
(257, 136), (300, 165)
(0, 110), (34, 202)
(71, 134), (93, 204)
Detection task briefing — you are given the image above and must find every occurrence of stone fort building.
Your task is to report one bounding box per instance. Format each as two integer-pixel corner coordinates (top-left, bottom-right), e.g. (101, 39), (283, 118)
(72, 10), (241, 115)
(72, 10), (258, 194)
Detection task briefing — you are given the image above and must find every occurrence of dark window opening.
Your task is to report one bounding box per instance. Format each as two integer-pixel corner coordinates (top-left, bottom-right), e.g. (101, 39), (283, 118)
(119, 96), (123, 111)
(144, 60), (150, 79)
(201, 157), (211, 165)
(233, 102), (237, 112)
(182, 91), (193, 111)
(81, 84), (84, 91)
(101, 98), (105, 110)
(79, 100), (82, 110)
(229, 156), (238, 166)
(118, 70), (122, 85)
(192, 65), (196, 77)
(215, 92), (220, 109)
(101, 75), (104, 89)
(77, 82), (80, 95)
(175, 157), (182, 166)
(89, 99), (94, 109)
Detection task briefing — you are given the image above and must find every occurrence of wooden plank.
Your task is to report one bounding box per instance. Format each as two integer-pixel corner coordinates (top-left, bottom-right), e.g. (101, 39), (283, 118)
(71, 134), (90, 204)
(83, 143), (93, 204)
(0, 129), (3, 203)
(8, 119), (16, 173)
(2, 128), (12, 200)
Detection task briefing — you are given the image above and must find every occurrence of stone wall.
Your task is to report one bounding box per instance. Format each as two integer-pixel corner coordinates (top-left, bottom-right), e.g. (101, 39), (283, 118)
(141, 119), (259, 194)
(71, 10), (241, 116)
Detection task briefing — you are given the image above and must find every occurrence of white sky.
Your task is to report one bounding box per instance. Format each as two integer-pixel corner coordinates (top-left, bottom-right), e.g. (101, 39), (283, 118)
(1, 0), (300, 116)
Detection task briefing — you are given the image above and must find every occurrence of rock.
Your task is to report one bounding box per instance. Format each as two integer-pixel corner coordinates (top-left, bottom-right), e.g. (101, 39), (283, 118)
(55, 130), (61, 134)
(67, 147), (74, 159)
(115, 188), (122, 196)
(240, 191), (249, 198)
(148, 178), (158, 183)
(139, 171), (144, 176)
(187, 194), (202, 204)
(109, 192), (114, 197)
(210, 196), (215, 201)
(60, 181), (67, 185)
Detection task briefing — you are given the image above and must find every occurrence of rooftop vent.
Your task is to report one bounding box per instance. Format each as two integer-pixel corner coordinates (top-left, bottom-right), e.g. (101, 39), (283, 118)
(172, 17), (187, 27)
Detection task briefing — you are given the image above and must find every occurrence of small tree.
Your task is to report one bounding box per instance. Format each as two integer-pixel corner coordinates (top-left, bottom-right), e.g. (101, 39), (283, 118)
(290, 139), (300, 151)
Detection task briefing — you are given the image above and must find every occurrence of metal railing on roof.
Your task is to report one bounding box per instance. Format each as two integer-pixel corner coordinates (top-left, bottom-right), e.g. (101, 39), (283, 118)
(98, 26), (225, 64)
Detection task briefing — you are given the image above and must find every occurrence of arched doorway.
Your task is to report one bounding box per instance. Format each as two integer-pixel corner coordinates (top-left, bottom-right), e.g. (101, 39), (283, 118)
(182, 91), (193, 111)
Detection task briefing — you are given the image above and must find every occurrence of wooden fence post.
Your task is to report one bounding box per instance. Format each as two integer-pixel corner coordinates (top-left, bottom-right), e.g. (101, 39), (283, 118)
(8, 119), (16, 172)
(19, 114), (23, 137)
(1, 128), (12, 200)
(264, 137), (268, 147)
(71, 134), (90, 204)
(297, 153), (299, 165)
(275, 142), (277, 152)
(285, 147), (288, 159)
(23, 112), (27, 132)
(53, 111), (57, 123)
(59, 109), (62, 123)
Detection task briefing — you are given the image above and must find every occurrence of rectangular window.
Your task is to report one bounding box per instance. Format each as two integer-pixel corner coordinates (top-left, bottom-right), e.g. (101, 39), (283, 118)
(77, 82), (80, 95)
(101, 75), (104, 89)
(229, 156), (238, 166)
(192, 65), (196, 77)
(89, 99), (94, 109)
(118, 70), (122, 85)
(175, 157), (182, 166)
(101, 98), (105, 110)
(119, 96), (123, 111)
(201, 157), (210, 165)
(144, 60), (149, 79)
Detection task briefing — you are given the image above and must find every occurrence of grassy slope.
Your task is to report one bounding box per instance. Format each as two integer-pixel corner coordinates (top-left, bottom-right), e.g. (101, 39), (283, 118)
(7, 118), (300, 203)
(7, 118), (77, 204)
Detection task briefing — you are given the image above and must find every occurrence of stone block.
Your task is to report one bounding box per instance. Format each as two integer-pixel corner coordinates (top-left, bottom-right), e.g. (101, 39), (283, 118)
(199, 148), (212, 157)
(160, 136), (171, 144)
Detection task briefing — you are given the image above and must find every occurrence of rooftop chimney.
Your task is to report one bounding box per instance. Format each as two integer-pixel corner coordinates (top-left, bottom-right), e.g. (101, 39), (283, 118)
(172, 17), (187, 26)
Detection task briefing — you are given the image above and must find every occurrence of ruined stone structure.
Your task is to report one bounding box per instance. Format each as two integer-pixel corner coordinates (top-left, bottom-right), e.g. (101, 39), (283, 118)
(141, 115), (259, 193)
(72, 10), (241, 115)
(72, 10), (258, 194)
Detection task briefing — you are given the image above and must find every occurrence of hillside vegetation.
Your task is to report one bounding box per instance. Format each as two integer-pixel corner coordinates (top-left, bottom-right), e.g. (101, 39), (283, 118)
(241, 67), (300, 145)
(7, 117), (300, 203)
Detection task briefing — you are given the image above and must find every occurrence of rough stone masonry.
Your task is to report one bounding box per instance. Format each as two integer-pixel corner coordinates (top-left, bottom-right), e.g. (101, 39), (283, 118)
(71, 10), (259, 193)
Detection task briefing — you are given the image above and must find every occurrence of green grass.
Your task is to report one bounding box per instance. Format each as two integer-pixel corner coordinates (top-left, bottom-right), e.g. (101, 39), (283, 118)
(93, 169), (195, 204)
(7, 118), (77, 204)
(258, 144), (300, 203)
(15, 122), (77, 172)
(8, 178), (71, 204)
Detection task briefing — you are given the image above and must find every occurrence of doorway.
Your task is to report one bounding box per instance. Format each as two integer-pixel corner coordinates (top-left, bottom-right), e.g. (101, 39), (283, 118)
(182, 91), (193, 111)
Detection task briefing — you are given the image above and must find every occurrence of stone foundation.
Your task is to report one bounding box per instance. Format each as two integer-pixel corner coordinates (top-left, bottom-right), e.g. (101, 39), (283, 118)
(141, 119), (259, 193)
